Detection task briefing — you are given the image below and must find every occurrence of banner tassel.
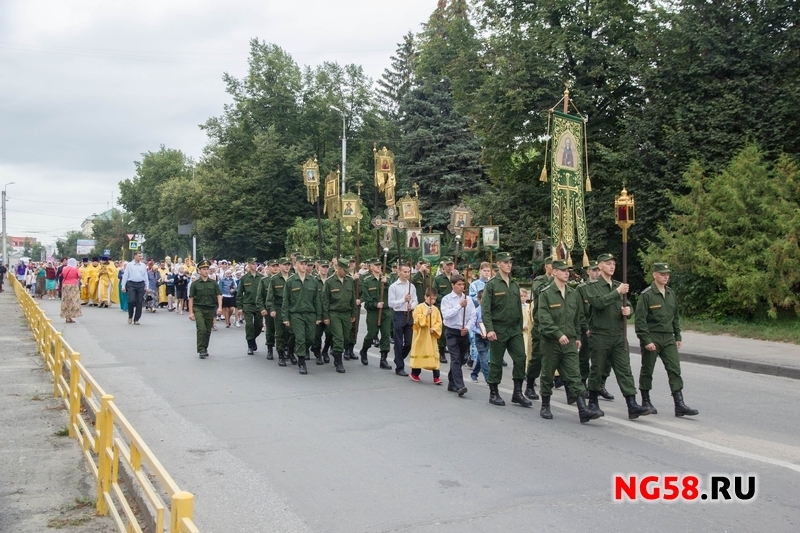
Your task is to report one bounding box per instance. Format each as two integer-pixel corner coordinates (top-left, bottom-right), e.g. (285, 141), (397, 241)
(582, 249), (589, 268)
(540, 167), (548, 182)
(585, 174), (592, 192)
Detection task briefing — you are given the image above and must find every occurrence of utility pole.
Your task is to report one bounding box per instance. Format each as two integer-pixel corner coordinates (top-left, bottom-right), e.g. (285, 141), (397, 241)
(2, 182), (15, 265)
(330, 105), (346, 257)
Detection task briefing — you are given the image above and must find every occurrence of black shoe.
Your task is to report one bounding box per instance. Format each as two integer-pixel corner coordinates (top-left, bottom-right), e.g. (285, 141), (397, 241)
(360, 349), (369, 365)
(322, 351), (330, 364)
(511, 379), (532, 407)
(588, 391), (605, 417)
(288, 349), (297, 365)
(395, 369), (408, 377)
(599, 378), (615, 400)
(298, 357), (308, 375)
(641, 389), (658, 415)
(565, 383), (576, 405)
(673, 391), (699, 417)
(199, 352), (207, 359)
(457, 386), (468, 397)
(278, 351), (287, 367)
(576, 395), (602, 423)
(553, 376), (564, 388)
(489, 383), (506, 406)
(266, 346), (274, 360)
(524, 379), (540, 401)
(247, 348), (254, 355)
(439, 353), (448, 364)
(333, 353), (345, 373)
(372, 338), (379, 348)
(540, 395), (553, 419)
(379, 352), (392, 369)
(626, 395), (651, 419)
(316, 354), (324, 365)
(447, 384), (458, 392)
(467, 359), (474, 368)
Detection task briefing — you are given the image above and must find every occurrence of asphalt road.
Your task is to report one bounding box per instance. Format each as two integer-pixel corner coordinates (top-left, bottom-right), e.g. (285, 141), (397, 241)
(42, 299), (800, 533)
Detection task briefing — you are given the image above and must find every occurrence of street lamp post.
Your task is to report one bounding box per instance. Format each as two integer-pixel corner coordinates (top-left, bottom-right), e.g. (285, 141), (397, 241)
(614, 185), (635, 349)
(2, 182), (15, 266)
(330, 105), (347, 257)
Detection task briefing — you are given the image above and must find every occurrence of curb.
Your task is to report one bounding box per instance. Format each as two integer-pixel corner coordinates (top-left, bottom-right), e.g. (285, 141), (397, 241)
(628, 345), (800, 381)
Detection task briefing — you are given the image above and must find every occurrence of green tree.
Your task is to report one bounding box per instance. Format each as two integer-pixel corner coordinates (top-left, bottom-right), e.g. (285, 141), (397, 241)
(641, 145), (800, 319)
(56, 230), (85, 259)
(90, 209), (135, 260)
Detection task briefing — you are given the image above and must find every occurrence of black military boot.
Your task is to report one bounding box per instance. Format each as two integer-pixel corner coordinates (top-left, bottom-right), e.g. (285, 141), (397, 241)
(347, 343), (356, 360)
(334, 353), (346, 374)
(626, 395), (651, 419)
(599, 378), (615, 400)
(489, 383), (506, 406)
(298, 356), (308, 375)
(524, 379), (539, 400)
(277, 350), (287, 367)
(564, 383), (576, 405)
(576, 395), (602, 423)
(553, 375), (564, 389)
(582, 379), (589, 399)
(315, 351), (324, 365)
(439, 347), (448, 364)
(360, 347), (369, 365)
(640, 389), (658, 414)
(322, 347), (330, 363)
(266, 345), (274, 360)
(673, 391), (699, 417)
(379, 351), (392, 369)
(511, 379), (533, 407)
(288, 347), (297, 365)
(247, 340), (255, 356)
(540, 395), (553, 419)
(588, 391), (605, 417)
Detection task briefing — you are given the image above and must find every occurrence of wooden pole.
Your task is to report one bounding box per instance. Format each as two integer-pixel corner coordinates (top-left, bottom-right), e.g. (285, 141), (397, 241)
(622, 226), (629, 350)
(316, 194), (324, 259)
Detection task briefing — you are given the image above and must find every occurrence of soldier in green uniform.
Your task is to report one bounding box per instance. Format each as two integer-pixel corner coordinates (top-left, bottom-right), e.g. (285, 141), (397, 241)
(322, 258), (359, 373)
(434, 257), (455, 363)
(359, 258), (393, 369)
(344, 257), (361, 361)
(482, 252), (532, 408)
(524, 256), (553, 400)
(411, 259), (432, 307)
(586, 253), (652, 419)
(188, 261), (222, 359)
(236, 258), (263, 355)
(577, 261), (615, 401)
(282, 256), (322, 375)
(256, 259), (279, 359)
(635, 262), (698, 417)
(311, 259), (332, 364)
(266, 258), (296, 366)
(537, 260), (603, 422)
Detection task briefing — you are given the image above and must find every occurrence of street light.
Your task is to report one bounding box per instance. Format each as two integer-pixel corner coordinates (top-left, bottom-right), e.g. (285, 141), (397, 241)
(2, 181), (15, 266)
(329, 105), (346, 196)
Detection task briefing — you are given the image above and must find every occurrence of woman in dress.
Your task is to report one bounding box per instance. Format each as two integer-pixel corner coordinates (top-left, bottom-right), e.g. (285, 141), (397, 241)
(35, 263), (47, 298)
(174, 266), (189, 315)
(60, 259), (82, 323)
(45, 261), (58, 299)
(145, 261), (160, 313)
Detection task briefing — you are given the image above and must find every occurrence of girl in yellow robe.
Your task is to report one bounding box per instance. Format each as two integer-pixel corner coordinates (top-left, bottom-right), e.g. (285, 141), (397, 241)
(97, 258), (119, 307)
(409, 287), (443, 384)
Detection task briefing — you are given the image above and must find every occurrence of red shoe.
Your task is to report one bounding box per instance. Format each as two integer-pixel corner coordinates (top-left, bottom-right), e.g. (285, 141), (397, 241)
(433, 377), (443, 385)
(409, 374), (421, 382)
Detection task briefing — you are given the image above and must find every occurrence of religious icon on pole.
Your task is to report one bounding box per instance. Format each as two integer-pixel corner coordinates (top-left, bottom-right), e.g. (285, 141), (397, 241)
(372, 206), (406, 249)
(324, 170), (340, 220)
(462, 227), (480, 252)
(447, 203), (473, 235)
(302, 158), (320, 204)
(374, 145), (397, 206)
(340, 192), (362, 232)
(399, 193), (421, 227)
(421, 233), (441, 262)
(482, 226), (500, 250)
(405, 228), (421, 250)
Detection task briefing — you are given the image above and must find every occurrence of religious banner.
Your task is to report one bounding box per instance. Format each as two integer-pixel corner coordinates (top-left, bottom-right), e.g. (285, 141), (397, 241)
(462, 227), (480, 252)
(340, 192), (362, 232)
(324, 170), (340, 220)
(302, 158), (320, 204)
(406, 228), (422, 250)
(398, 193), (421, 227)
(374, 145), (397, 206)
(447, 203), (473, 235)
(482, 226), (500, 250)
(542, 108), (589, 264)
(421, 233), (441, 263)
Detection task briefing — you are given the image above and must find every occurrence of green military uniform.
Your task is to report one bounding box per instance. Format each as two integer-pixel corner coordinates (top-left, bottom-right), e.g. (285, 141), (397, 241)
(635, 281), (683, 392)
(524, 271), (552, 395)
(236, 262), (263, 353)
(359, 260), (393, 364)
(282, 258), (322, 373)
(434, 260), (454, 359)
(256, 262), (276, 354)
(576, 280), (593, 381)
(322, 259), (359, 372)
(411, 267), (432, 307)
(265, 259), (295, 364)
(312, 264), (332, 361)
(189, 263), (222, 357)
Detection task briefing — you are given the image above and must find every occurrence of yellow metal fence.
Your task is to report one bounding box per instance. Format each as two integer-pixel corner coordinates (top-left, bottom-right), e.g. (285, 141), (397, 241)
(9, 276), (200, 533)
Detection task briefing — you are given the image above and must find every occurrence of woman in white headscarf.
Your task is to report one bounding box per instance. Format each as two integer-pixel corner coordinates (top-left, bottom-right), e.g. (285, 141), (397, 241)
(60, 258), (83, 323)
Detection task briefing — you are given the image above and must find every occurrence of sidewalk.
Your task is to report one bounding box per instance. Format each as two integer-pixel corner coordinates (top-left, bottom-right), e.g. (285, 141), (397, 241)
(626, 325), (800, 380)
(0, 288), (115, 532)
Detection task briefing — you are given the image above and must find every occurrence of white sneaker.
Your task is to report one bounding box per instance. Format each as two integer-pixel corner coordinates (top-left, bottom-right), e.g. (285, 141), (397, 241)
(234, 321), (241, 328)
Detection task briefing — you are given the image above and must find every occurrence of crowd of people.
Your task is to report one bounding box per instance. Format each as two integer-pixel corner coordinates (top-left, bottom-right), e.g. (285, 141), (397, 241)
(9, 248), (698, 426)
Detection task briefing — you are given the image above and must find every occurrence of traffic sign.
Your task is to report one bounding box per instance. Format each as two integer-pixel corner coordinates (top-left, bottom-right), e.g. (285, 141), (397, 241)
(128, 240), (139, 250)
(126, 233), (134, 240)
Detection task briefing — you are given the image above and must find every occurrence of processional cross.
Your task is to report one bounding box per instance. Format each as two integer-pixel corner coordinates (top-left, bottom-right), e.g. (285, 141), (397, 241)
(372, 206), (407, 249)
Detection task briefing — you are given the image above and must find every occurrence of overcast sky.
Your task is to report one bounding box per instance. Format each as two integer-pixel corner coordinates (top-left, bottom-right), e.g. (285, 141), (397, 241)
(0, 0), (437, 247)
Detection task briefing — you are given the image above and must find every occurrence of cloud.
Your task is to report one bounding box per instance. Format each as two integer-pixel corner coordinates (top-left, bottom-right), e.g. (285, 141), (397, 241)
(0, 0), (436, 243)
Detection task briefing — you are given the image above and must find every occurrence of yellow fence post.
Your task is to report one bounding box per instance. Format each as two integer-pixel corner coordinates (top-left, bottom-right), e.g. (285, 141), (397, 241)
(68, 352), (81, 438)
(96, 394), (114, 516)
(44, 318), (52, 365)
(171, 491), (194, 533)
(53, 333), (63, 398)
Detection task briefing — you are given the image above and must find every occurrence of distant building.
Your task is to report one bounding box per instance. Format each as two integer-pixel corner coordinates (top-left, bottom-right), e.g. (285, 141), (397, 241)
(80, 208), (115, 237)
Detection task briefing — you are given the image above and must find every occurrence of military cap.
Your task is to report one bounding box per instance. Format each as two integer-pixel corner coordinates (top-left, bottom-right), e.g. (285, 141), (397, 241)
(335, 257), (349, 269)
(318, 261), (330, 267)
(347, 256), (356, 263)
(597, 253), (616, 262)
(652, 262), (672, 273)
(587, 260), (599, 270)
(544, 256), (553, 265)
(268, 259), (279, 266)
(278, 257), (291, 265)
(296, 255), (310, 263)
(247, 257), (257, 264)
(441, 256), (454, 264)
(552, 259), (569, 271)
(496, 252), (513, 262)
(197, 260), (210, 269)
(368, 257), (382, 265)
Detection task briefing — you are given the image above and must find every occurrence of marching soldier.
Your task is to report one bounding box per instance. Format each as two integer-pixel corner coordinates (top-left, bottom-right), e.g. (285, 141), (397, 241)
(236, 258), (263, 355)
(635, 262), (698, 417)
(312, 259), (332, 364)
(359, 258), (393, 369)
(482, 252), (532, 408)
(322, 258), (359, 373)
(266, 258), (297, 366)
(256, 259), (279, 359)
(188, 261), (222, 359)
(434, 257), (455, 363)
(524, 256), (554, 400)
(577, 261), (615, 400)
(586, 253), (652, 419)
(282, 256), (322, 375)
(537, 260), (603, 422)
(411, 259), (432, 306)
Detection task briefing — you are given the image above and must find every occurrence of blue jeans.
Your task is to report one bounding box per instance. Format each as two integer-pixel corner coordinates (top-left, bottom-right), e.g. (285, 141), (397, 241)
(471, 336), (490, 381)
(469, 331), (478, 360)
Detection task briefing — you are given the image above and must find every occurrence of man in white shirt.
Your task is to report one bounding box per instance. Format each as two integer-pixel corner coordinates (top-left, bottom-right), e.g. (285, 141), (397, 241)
(120, 252), (148, 324)
(387, 263), (418, 376)
(440, 274), (476, 396)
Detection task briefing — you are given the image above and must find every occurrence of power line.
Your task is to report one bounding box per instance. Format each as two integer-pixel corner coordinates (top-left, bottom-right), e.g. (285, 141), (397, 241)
(8, 196), (110, 205)
(7, 209), (87, 220)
